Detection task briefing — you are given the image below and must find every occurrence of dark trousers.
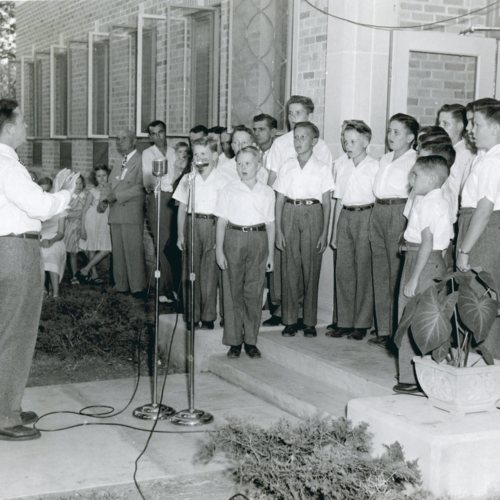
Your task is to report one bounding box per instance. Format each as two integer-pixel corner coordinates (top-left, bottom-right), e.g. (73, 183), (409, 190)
(222, 228), (268, 346)
(397, 248), (446, 384)
(110, 222), (146, 293)
(336, 208), (373, 329)
(182, 216), (218, 323)
(0, 238), (43, 427)
(457, 208), (500, 358)
(282, 203), (323, 327)
(369, 203), (406, 336)
(146, 192), (173, 294)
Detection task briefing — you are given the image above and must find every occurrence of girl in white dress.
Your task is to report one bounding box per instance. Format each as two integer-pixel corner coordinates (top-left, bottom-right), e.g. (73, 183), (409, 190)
(78, 165), (112, 283)
(38, 177), (66, 298)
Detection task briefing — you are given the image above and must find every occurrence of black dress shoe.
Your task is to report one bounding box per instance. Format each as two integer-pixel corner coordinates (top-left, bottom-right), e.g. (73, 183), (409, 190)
(262, 315), (281, 326)
(200, 320), (214, 330)
(393, 383), (423, 395)
(227, 345), (242, 358)
(282, 324), (297, 337)
(325, 327), (353, 338)
(244, 344), (261, 358)
(21, 411), (38, 425)
(367, 335), (389, 348)
(303, 326), (317, 337)
(350, 329), (367, 340)
(0, 425), (41, 441)
(132, 290), (147, 300)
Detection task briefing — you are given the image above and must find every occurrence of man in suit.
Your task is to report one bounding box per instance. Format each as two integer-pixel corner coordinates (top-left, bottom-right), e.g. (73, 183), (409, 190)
(104, 128), (146, 298)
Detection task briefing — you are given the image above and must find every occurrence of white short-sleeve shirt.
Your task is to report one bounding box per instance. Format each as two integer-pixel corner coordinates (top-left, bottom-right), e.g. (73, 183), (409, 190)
(461, 143), (500, 210)
(404, 188), (453, 250)
(373, 149), (417, 199)
(214, 180), (275, 226)
(172, 168), (230, 215)
(272, 154), (335, 201)
(441, 140), (475, 221)
(142, 144), (178, 193)
(333, 154), (378, 206)
(267, 130), (332, 174)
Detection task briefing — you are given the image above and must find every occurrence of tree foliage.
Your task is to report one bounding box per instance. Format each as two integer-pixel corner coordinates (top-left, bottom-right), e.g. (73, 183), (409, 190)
(0, 2), (15, 61)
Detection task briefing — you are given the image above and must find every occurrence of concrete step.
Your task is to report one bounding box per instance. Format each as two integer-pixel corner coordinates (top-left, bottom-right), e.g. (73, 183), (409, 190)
(208, 353), (354, 419)
(254, 329), (397, 399)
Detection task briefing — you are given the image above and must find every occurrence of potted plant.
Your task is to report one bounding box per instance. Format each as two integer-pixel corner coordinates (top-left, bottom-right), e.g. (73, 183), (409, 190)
(394, 268), (500, 413)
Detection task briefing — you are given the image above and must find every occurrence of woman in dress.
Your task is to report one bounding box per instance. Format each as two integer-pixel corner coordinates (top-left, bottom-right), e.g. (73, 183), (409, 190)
(78, 165), (112, 284)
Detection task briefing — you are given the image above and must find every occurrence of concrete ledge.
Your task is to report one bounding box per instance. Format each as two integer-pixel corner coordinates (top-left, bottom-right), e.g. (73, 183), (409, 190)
(347, 395), (500, 499)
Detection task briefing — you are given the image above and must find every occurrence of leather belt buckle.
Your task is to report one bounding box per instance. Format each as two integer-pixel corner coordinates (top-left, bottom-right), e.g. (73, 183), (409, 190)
(241, 226), (249, 232)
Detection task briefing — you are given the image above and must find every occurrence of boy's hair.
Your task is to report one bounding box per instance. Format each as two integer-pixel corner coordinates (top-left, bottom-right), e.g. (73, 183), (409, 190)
(236, 145), (261, 162)
(231, 124), (256, 142)
(343, 120), (372, 142)
(190, 124), (209, 136)
(469, 97), (500, 113)
(472, 101), (500, 127)
(208, 126), (226, 135)
(389, 113), (419, 142)
(89, 164), (110, 186)
(0, 98), (18, 134)
(287, 95), (314, 114)
(191, 136), (218, 153)
(413, 155), (449, 187)
(175, 141), (189, 151)
(436, 103), (467, 130)
(252, 113), (278, 129)
(37, 176), (53, 189)
(419, 140), (456, 168)
(294, 121), (320, 139)
(417, 126), (451, 150)
(147, 120), (166, 133)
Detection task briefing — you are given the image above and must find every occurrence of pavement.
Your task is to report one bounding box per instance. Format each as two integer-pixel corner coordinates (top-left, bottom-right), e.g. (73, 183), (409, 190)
(0, 373), (295, 500)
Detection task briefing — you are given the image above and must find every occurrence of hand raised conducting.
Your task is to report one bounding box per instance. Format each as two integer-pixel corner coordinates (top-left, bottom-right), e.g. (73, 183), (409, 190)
(61, 171), (81, 194)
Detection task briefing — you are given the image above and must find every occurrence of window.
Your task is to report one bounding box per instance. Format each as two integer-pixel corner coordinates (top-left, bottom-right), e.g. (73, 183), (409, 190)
(68, 41), (88, 137)
(59, 141), (72, 169)
(191, 11), (217, 127)
(92, 141), (109, 167)
(140, 27), (157, 133)
(21, 56), (35, 137)
(230, 0), (291, 130)
(50, 46), (68, 137)
(88, 32), (109, 137)
(32, 141), (42, 167)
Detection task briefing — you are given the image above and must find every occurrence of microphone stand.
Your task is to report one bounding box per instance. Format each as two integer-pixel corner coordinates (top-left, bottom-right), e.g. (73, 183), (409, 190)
(171, 161), (213, 426)
(134, 159), (176, 420)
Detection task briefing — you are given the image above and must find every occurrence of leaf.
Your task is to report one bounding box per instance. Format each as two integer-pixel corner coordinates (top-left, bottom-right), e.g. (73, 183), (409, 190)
(393, 295), (420, 348)
(431, 339), (451, 363)
(457, 282), (498, 343)
(475, 270), (499, 297)
(478, 345), (495, 366)
(410, 287), (457, 354)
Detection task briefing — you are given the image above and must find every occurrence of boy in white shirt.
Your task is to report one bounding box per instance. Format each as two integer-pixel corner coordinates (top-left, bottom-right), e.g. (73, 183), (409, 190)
(274, 122), (335, 338)
(456, 101), (500, 358)
(215, 146), (275, 358)
(328, 121), (378, 340)
(394, 156), (453, 394)
(267, 95), (332, 186)
(173, 137), (229, 329)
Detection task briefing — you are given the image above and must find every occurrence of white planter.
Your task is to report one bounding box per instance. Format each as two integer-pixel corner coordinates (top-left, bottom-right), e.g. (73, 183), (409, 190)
(414, 355), (500, 414)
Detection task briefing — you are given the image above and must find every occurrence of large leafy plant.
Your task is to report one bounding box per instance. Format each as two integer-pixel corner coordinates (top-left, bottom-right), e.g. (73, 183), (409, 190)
(394, 269), (499, 367)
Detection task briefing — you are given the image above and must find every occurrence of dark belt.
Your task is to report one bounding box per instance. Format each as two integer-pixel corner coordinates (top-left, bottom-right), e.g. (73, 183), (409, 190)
(342, 203), (374, 212)
(2, 232), (41, 240)
(228, 223), (266, 232)
(376, 197), (407, 205)
(285, 197), (320, 206)
(188, 213), (215, 220)
(403, 241), (444, 254)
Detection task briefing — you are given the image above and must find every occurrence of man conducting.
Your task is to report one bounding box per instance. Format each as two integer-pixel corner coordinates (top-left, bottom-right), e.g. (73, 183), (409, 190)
(0, 99), (79, 441)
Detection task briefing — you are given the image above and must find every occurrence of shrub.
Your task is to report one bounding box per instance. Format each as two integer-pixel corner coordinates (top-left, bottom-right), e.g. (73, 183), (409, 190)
(37, 287), (147, 360)
(197, 416), (434, 500)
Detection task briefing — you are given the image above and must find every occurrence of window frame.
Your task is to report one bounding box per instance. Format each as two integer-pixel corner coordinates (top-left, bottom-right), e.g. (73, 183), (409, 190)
(50, 43), (68, 139)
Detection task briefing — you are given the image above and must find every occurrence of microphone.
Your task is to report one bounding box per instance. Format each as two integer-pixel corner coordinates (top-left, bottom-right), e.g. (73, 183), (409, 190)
(152, 158), (167, 177)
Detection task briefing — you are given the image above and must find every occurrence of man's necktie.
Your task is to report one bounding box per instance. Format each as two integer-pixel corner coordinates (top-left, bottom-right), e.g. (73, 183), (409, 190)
(121, 155), (127, 171)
